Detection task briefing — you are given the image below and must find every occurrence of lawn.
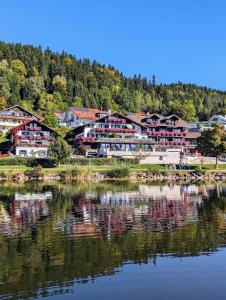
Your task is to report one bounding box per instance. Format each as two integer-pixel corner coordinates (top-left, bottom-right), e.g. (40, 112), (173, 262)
(0, 163), (225, 175)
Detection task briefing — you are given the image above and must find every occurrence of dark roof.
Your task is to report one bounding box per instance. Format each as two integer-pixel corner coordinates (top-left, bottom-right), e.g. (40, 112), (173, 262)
(140, 113), (163, 121)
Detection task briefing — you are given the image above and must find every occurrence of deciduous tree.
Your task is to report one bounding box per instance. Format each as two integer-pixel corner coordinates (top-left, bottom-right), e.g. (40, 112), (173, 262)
(197, 124), (226, 169)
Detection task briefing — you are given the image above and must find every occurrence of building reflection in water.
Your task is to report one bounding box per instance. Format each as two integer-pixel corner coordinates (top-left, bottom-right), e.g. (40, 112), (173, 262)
(0, 184), (224, 238)
(0, 191), (52, 236)
(60, 184), (216, 238)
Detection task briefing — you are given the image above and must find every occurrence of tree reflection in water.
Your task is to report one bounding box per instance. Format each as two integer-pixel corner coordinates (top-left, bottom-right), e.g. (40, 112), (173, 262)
(0, 182), (225, 299)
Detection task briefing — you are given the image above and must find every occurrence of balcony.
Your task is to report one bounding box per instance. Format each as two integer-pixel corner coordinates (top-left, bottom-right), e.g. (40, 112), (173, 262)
(145, 120), (160, 125)
(148, 131), (187, 137)
(15, 135), (54, 142)
(74, 137), (96, 143)
(105, 117), (126, 123)
(95, 138), (154, 144)
(157, 141), (189, 146)
(95, 128), (137, 134)
(15, 143), (49, 148)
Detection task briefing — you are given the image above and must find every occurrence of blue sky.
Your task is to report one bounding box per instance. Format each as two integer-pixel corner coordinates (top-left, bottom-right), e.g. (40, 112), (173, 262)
(0, 0), (226, 90)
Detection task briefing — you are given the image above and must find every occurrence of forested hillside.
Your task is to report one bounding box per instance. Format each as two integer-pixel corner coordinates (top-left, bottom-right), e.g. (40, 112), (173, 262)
(0, 41), (225, 121)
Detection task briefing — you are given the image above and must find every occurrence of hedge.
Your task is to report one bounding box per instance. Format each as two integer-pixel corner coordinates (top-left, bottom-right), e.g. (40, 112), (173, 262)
(0, 157), (53, 167)
(0, 157), (139, 167)
(70, 158), (139, 166)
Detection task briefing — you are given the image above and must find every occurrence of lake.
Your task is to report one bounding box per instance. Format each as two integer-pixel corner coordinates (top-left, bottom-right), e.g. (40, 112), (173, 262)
(0, 182), (226, 300)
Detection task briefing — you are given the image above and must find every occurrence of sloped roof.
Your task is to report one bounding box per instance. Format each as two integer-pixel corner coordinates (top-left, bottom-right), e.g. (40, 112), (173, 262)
(69, 107), (107, 119)
(54, 112), (66, 121)
(140, 113), (163, 121)
(0, 105), (43, 120)
(208, 115), (226, 123)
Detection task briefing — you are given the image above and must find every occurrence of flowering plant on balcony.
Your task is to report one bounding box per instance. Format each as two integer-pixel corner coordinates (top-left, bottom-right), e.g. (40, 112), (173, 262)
(95, 128), (137, 134)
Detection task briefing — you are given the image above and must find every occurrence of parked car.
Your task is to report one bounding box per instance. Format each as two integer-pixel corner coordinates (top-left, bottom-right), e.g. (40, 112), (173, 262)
(219, 156), (226, 162)
(183, 154), (197, 160)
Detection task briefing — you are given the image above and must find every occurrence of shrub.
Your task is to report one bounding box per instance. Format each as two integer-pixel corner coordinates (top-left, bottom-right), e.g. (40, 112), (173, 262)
(106, 167), (130, 178)
(0, 171), (6, 178)
(24, 165), (43, 178)
(58, 170), (71, 179)
(71, 167), (81, 177)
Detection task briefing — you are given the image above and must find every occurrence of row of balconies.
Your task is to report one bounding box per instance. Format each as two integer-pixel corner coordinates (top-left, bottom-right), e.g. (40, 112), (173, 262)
(145, 120), (160, 125)
(146, 121), (179, 126)
(105, 117), (126, 123)
(73, 136), (190, 146)
(95, 128), (137, 133)
(157, 141), (188, 146)
(15, 135), (53, 141)
(147, 131), (187, 137)
(15, 142), (49, 147)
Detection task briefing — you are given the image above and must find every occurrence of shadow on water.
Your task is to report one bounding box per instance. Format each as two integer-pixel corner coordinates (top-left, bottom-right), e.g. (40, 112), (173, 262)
(0, 182), (226, 299)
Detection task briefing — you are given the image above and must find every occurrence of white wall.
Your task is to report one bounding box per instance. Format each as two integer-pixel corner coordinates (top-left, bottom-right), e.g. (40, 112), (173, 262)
(140, 149), (181, 164)
(15, 147), (48, 158)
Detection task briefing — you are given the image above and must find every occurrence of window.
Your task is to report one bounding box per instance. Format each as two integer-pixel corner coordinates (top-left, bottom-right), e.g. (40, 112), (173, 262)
(38, 150), (47, 158)
(19, 150), (27, 156)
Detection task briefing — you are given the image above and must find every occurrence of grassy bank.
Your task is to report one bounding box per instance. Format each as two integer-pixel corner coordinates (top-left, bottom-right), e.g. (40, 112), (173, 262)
(0, 163), (226, 174)
(0, 162), (225, 182)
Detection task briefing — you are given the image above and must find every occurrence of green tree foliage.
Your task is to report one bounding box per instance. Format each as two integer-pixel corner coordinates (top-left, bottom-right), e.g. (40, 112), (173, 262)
(44, 114), (58, 127)
(197, 124), (226, 168)
(48, 137), (72, 166)
(0, 41), (225, 120)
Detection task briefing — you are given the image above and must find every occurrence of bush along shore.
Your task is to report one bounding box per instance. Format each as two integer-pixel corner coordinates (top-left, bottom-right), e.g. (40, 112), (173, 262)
(0, 158), (225, 182)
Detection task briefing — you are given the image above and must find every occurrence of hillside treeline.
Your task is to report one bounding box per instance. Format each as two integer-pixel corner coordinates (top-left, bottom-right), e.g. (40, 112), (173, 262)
(0, 41), (225, 121)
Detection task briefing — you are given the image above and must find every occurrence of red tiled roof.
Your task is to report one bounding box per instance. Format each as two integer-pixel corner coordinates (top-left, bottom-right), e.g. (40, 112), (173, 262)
(70, 107), (107, 119)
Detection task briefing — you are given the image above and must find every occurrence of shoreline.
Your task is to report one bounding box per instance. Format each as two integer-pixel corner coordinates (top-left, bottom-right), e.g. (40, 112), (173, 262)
(0, 168), (225, 183)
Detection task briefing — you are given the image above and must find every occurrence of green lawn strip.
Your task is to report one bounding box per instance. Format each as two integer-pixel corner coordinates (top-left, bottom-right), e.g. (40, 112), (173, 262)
(0, 163), (225, 175)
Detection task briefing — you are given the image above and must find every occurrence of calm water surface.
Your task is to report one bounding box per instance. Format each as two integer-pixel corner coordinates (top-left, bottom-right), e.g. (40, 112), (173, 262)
(0, 182), (226, 300)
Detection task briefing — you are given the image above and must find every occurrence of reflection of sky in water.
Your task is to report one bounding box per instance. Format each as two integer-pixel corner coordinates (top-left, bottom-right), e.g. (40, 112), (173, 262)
(54, 251), (226, 300)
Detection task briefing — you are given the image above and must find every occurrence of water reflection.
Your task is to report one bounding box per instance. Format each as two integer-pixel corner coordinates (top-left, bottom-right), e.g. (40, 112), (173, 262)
(0, 183), (225, 299)
(0, 191), (51, 236)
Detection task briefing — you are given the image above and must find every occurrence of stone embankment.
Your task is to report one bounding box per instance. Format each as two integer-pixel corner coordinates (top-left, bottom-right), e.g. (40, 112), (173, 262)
(0, 171), (225, 182)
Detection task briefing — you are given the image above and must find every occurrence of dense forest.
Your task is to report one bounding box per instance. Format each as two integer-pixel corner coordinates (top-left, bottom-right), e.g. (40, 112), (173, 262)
(0, 41), (225, 121)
